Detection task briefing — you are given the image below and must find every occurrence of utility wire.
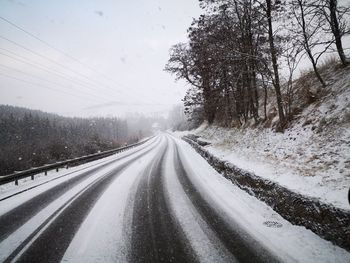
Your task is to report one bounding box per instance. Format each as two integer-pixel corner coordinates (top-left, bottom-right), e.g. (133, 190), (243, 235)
(0, 71), (102, 104)
(0, 16), (129, 92)
(0, 35), (111, 90)
(0, 63), (110, 103)
(0, 35), (124, 100)
(0, 49), (121, 101)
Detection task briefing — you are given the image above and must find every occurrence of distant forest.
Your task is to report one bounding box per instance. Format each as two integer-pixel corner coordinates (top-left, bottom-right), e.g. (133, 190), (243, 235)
(0, 105), (163, 176)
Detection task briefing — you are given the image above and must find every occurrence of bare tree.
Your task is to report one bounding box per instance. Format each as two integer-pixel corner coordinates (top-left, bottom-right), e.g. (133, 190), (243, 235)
(290, 0), (332, 88)
(281, 37), (304, 119)
(264, 0), (286, 128)
(318, 0), (350, 65)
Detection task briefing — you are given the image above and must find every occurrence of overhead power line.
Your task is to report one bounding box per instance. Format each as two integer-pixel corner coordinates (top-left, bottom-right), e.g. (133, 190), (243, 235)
(0, 63), (111, 103)
(0, 71), (103, 104)
(0, 34), (124, 100)
(0, 35), (118, 93)
(0, 15), (130, 92)
(0, 49), (119, 100)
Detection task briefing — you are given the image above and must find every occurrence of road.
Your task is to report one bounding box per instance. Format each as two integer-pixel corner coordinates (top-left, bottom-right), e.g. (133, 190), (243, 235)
(0, 134), (348, 263)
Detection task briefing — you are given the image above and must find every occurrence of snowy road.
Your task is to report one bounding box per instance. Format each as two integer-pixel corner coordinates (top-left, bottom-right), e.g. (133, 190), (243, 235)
(0, 134), (349, 263)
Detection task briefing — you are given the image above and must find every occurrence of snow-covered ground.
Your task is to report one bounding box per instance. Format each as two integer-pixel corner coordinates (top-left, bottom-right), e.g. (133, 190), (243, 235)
(168, 136), (350, 262)
(0, 134), (349, 262)
(173, 66), (350, 210)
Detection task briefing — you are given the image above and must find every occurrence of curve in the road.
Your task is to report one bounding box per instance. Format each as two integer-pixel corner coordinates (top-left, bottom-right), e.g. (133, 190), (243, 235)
(170, 136), (280, 263)
(130, 137), (197, 263)
(0, 134), (291, 262)
(0, 137), (159, 242)
(1, 137), (161, 262)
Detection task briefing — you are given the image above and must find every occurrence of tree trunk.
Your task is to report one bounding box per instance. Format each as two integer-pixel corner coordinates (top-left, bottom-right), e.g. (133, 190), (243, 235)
(298, 0), (326, 88)
(329, 0), (349, 66)
(266, 0), (285, 127)
(202, 75), (215, 124)
(309, 51), (326, 87)
(261, 74), (268, 121)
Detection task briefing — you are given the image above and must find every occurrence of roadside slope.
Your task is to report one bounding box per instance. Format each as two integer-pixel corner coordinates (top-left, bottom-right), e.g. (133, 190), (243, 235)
(179, 64), (350, 211)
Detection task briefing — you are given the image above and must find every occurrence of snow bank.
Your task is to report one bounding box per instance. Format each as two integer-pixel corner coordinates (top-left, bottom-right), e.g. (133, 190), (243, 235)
(180, 66), (350, 211)
(174, 136), (350, 262)
(182, 134), (350, 251)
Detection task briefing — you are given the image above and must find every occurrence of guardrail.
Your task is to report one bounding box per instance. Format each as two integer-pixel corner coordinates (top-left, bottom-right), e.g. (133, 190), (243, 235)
(0, 137), (152, 186)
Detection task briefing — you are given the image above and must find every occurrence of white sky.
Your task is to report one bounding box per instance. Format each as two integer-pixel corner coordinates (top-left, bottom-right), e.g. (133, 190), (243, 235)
(0, 0), (202, 117)
(0, 0), (348, 118)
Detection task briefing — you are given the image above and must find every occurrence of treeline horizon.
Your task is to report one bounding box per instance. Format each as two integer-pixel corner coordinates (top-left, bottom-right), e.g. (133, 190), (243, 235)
(0, 104), (165, 176)
(165, 0), (350, 130)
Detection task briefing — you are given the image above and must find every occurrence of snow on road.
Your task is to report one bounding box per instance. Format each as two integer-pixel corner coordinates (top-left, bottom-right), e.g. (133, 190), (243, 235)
(171, 135), (350, 262)
(0, 134), (349, 262)
(0, 137), (160, 262)
(164, 139), (237, 263)
(0, 136), (156, 204)
(62, 137), (164, 263)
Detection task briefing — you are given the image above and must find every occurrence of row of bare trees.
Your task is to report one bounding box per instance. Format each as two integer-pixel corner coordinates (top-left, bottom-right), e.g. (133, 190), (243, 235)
(165, 0), (349, 130)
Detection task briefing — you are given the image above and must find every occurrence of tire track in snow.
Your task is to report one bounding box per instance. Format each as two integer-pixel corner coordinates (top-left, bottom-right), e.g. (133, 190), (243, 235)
(163, 137), (238, 263)
(62, 137), (166, 262)
(130, 137), (197, 263)
(1, 137), (160, 262)
(0, 137), (159, 242)
(0, 137), (157, 203)
(171, 136), (280, 263)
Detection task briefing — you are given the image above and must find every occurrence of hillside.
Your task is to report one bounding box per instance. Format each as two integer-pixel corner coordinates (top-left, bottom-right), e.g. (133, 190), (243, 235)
(177, 63), (350, 210)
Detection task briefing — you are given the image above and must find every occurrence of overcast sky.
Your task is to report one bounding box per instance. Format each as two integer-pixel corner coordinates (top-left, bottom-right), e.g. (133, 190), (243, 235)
(0, 0), (202, 117)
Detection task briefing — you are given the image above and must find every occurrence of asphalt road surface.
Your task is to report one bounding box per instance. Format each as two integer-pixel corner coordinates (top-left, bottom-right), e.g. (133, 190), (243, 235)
(0, 134), (347, 263)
